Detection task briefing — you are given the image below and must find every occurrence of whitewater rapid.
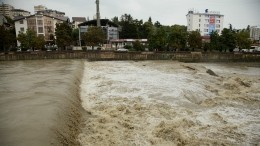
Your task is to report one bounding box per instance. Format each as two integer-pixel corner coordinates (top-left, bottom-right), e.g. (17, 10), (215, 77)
(79, 61), (260, 145)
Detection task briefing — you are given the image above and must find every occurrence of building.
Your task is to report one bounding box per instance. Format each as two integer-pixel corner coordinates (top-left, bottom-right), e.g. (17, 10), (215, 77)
(34, 5), (47, 13)
(78, 19), (119, 46)
(0, 3), (30, 19)
(11, 9), (30, 18)
(72, 17), (86, 29)
(14, 14), (69, 46)
(0, 3), (14, 18)
(186, 9), (224, 36)
(250, 26), (260, 42)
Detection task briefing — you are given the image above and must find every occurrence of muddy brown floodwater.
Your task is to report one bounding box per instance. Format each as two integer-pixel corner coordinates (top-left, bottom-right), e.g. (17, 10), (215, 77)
(79, 61), (260, 146)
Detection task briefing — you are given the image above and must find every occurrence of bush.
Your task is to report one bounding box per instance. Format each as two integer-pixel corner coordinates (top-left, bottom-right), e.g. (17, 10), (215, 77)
(124, 45), (132, 50)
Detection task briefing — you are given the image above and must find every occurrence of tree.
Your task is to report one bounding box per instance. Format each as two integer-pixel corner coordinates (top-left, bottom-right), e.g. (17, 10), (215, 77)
(235, 29), (251, 49)
(119, 14), (139, 39)
(220, 28), (236, 52)
(0, 26), (16, 51)
(35, 35), (45, 50)
(187, 31), (202, 51)
(209, 31), (220, 51)
(82, 26), (105, 50)
(148, 27), (167, 51)
(167, 25), (188, 51)
(133, 40), (144, 51)
(17, 29), (37, 50)
(17, 29), (46, 51)
(55, 22), (72, 50)
(72, 28), (79, 46)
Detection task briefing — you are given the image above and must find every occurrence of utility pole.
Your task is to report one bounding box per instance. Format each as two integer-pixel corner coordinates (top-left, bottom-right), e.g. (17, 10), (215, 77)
(96, 0), (101, 27)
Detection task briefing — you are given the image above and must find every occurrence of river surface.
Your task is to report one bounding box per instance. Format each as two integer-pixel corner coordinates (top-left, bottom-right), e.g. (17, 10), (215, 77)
(79, 61), (260, 145)
(0, 60), (83, 146)
(0, 60), (259, 146)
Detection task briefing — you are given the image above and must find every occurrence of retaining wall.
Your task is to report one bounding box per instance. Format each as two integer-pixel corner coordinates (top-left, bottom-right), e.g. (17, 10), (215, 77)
(1, 51), (260, 62)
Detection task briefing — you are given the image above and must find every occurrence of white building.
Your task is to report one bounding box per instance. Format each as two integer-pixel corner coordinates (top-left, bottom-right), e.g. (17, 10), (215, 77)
(250, 26), (260, 41)
(186, 9), (224, 36)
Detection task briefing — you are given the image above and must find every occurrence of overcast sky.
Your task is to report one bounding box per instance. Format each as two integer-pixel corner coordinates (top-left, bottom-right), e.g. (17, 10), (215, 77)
(3, 0), (260, 29)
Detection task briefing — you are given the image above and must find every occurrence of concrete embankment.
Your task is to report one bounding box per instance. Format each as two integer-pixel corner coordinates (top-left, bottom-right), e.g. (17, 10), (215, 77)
(1, 51), (260, 62)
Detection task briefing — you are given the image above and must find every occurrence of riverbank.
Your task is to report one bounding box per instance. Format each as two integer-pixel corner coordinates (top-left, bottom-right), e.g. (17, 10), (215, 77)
(1, 51), (260, 62)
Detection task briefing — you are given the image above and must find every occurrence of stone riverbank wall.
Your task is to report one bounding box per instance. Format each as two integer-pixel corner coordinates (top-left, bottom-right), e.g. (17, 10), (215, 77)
(1, 51), (260, 62)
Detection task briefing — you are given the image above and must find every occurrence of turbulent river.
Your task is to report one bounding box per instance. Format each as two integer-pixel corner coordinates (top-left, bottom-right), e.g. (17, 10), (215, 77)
(0, 60), (259, 145)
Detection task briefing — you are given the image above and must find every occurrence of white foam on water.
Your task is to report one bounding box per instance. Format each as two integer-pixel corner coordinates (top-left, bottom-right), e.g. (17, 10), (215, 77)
(79, 61), (260, 145)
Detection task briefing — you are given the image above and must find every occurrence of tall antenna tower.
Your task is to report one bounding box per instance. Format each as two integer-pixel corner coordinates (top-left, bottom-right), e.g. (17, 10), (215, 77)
(96, 0), (101, 27)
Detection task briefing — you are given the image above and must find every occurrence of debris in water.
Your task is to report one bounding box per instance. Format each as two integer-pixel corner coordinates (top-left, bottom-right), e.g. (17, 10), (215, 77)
(206, 69), (218, 76)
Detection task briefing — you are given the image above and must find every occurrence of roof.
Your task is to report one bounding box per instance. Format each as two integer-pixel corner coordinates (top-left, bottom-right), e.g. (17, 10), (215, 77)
(13, 14), (69, 22)
(72, 17), (86, 22)
(11, 9), (30, 13)
(79, 19), (118, 27)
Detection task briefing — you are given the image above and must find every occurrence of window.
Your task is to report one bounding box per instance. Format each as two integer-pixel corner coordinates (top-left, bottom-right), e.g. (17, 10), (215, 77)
(20, 27), (24, 32)
(216, 24), (220, 28)
(199, 19), (201, 22)
(199, 24), (200, 27)
(204, 24), (209, 27)
(199, 15), (201, 17)
(204, 29), (208, 32)
(19, 20), (23, 24)
(38, 27), (43, 33)
(216, 20), (221, 23)
(216, 29), (220, 33)
(37, 20), (43, 25)
(205, 19), (209, 22)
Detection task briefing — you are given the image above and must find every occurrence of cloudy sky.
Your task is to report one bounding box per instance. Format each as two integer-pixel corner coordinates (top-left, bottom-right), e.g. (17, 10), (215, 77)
(3, 0), (260, 29)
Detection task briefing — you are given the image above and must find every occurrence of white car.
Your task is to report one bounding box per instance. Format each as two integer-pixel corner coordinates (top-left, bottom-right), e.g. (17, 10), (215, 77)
(116, 48), (129, 52)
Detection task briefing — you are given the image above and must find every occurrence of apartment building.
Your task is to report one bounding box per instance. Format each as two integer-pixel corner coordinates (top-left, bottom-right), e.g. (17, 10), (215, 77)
(186, 9), (224, 36)
(0, 3), (14, 18)
(14, 14), (69, 46)
(11, 9), (30, 18)
(250, 26), (260, 41)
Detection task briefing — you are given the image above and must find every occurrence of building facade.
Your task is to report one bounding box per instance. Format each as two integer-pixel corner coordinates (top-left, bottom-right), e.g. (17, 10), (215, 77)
(72, 17), (86, 29)
(14, 14), (68, 46)
(78, 19), (119, 46)
(34, 5), (47, 13)
(0, 3), (14, 18)
(11, 9), (30, 18)
(186, 9), (224, 36)
(250, 26), (260, 41)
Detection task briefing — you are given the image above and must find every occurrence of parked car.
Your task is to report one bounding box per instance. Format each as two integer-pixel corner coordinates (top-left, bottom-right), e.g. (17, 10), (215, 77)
(241, 49), (249, 52)
(116, 48), (129, 52)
